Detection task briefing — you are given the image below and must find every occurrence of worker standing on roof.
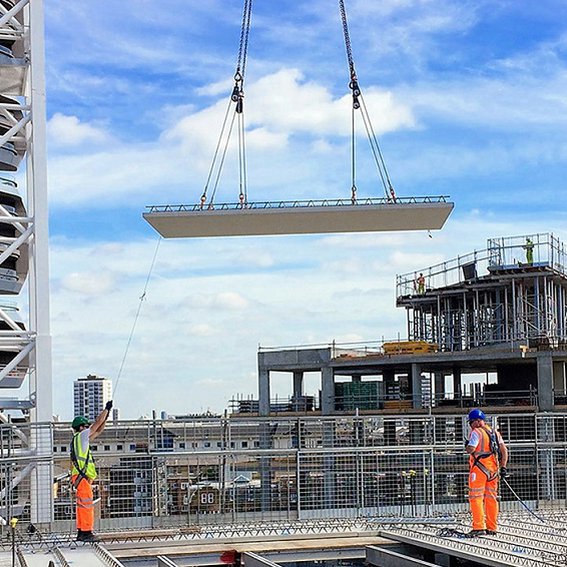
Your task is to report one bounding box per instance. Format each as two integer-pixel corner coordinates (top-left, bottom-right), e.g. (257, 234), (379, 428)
(416, 273), (425, 295)
(70, 400), (112, 542)
(465, 408), (508, 537)
(523, 237), (534, 265)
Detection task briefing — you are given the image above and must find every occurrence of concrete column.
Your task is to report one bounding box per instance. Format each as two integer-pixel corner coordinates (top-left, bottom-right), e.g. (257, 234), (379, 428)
(292, 371), (304, 411)
(258, 367), (270, 417)
(293, 371), (304, 398)
(321, 366), (335, 415)
(411, 363), (423, 409)
(383, 369), (396, 400)
(434, 371), (444, 407)
(553, 361), (566, 400)
(452, 368), (462, 403)
(537, 352), (554, 411)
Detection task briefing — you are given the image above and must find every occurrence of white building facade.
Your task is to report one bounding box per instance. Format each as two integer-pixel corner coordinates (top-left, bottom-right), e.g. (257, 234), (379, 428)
(73, 374), (112, 421)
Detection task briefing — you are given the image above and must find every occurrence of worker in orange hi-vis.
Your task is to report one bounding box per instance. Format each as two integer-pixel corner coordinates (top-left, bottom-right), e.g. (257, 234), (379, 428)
(70, 400), (112, 542)
(465, 409), (509, 537)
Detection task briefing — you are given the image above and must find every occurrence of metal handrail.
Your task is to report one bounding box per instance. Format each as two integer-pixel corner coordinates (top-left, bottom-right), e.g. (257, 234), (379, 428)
(396, 233), (567, 298)
(146, 195), (451, 214)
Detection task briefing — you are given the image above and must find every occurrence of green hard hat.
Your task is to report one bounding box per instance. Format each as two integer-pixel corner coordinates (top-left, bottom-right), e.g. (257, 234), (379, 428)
(71, 416), (89, 430)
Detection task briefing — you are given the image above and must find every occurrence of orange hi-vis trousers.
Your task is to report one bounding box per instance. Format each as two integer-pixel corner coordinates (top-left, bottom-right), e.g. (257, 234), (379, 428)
(72, 476), (95, 531)
(469, 468), (499, 531)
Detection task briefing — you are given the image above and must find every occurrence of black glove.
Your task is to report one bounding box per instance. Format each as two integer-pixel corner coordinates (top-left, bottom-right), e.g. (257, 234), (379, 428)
(500, 466), (508, 479)
(105, 400), (113, 411)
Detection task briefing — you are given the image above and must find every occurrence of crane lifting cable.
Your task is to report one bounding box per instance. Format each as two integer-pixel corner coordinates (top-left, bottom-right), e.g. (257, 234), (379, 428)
(338, 0), (397, 203)
(201, 0), (252, 209)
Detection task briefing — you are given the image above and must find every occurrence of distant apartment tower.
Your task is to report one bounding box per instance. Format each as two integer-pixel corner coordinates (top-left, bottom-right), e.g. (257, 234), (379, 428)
(73, 374), (112, 422)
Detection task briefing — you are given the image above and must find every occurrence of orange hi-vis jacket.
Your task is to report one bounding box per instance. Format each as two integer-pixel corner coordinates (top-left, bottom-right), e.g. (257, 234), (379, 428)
(469, 426), (499, 480)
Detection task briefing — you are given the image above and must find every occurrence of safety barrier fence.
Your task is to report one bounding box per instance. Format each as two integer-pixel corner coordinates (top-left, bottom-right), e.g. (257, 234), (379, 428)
(396, 232), (567, 298)
(0, 413), (566, 535)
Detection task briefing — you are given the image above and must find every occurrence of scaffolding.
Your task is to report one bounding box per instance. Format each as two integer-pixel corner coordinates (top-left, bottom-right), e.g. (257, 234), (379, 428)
(396, 233), (567, 352)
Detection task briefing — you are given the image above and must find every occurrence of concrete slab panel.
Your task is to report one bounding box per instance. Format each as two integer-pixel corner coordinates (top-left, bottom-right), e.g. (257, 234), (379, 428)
(144, 201), (453, 239)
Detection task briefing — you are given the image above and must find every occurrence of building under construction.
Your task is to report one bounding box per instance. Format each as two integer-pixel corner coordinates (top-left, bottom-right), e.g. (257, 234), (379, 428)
(247, 233), (567, 418)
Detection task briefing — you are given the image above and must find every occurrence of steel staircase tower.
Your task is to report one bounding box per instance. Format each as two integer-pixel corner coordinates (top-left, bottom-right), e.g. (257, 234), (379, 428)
(0, 0), (52, 524)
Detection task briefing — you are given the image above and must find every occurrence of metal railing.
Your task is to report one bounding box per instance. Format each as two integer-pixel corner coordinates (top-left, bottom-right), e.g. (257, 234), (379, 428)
(145, 195), (451, 214)
(229, 386), (538, 415)
(1, 413), (566, 536)
(396, 233), (567, 298)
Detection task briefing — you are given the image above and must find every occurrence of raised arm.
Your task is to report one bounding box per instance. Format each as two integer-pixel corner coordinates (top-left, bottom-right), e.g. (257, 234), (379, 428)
(89, 401), (113, 440)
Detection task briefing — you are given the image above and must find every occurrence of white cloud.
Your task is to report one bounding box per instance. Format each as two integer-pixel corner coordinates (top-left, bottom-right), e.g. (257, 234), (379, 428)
(188, 324), (217, 336)
(60, 271), (115, 295)
(246, 69), (415, 136)
(48, 113), (110, 147)
(213, 291), (250, 310)
(47, 68), (414, 208)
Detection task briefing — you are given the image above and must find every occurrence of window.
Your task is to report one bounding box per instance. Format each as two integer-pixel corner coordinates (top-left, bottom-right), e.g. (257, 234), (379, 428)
(130, 444), (136, 451)
(53, 446), (57, 452)
(117, 445), (123, 451)
(241, 441), (248, 448)
(204, 442), (211, 448)
(91, 446), (97, 451)
(179, 442), (186, 449)
(60, 446), (67, 452)
(104, 445), (110, 451)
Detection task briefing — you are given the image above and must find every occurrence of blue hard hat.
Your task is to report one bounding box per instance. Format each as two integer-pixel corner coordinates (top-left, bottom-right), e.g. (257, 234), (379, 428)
(468, 409), (486, 422)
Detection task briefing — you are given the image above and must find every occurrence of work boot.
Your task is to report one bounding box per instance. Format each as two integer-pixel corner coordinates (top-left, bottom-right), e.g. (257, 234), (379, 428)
(76, 530), (100, 542)
(485, 530), (497, 536)
(466, 529), (486, 537)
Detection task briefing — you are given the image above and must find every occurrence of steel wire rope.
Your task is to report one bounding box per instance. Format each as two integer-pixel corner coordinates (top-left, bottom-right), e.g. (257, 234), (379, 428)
(113, 236), (162, 397)
(238, 110), (248, 205)
(350, 101), (357, 202)
(338, 0), (396, 202)
(357, 94), (390, 197)
(200, 0), (252, 207)
(201, 98), (234, 206)
(235, 0), (252, 206)
(358, 93), (396, 200)
(209, 110), (239, 205)
(236, 0), (252, 75)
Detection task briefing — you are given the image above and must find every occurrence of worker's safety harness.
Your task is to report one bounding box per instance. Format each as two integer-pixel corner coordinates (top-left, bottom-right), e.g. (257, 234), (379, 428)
(69, 434), (93, 490)
(470, 426), (501, 481)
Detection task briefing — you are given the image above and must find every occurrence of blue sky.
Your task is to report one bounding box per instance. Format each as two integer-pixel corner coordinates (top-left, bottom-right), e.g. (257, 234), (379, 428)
(41, 1), (567, 419)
